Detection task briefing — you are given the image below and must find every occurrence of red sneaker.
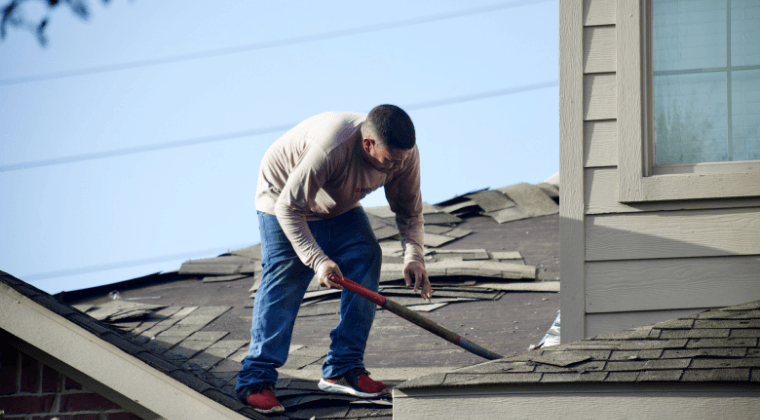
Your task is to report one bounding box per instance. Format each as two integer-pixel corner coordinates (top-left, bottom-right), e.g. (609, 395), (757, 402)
(318, 368), (388, 398)
(237, 383), (284, 414)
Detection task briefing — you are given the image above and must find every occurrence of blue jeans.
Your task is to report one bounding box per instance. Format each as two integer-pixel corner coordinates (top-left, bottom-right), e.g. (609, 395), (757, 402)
(236, 207), (382, 392)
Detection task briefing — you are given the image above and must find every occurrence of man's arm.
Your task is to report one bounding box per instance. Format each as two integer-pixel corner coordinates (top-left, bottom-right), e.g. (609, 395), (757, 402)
(273, 148), (344, 289)
(384, 146), (431, 299)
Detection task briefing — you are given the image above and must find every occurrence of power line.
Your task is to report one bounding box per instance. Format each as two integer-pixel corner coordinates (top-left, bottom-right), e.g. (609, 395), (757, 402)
(0, 123), (294, 172)
(0, 80), (558, 173)
(23, 244), (253, 282)
(0, 0), (555, 86)
(405, 80), (557, 110)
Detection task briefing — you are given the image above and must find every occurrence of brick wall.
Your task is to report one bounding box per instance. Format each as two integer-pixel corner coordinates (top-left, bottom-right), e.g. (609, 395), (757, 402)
(0, 341), (145, 420)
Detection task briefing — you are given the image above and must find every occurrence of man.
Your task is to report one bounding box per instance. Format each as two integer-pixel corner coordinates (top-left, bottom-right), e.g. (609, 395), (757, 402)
(236, 104), (431, 414)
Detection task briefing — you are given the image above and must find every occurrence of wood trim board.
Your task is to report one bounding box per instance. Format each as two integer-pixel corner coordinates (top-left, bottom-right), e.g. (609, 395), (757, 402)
(584, 167), (760, 215)
(559, 0), (587, 343)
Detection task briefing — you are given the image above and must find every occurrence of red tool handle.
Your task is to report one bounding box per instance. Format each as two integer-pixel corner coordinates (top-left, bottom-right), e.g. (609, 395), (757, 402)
(326, 273), (503, 361)
(327, 273), (386, 306)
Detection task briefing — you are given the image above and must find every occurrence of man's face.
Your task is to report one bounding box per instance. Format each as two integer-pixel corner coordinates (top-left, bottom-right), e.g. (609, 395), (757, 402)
(362, 137), (411, 173)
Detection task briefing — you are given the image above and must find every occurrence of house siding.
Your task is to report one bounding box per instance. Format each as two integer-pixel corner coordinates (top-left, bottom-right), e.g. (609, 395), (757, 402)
(561, 0), (760, 339)
(0, 339), (144, 420)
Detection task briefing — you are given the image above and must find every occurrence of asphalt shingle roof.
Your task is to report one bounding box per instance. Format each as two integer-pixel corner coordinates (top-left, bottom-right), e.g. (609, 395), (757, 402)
(397, 300), (760, 390)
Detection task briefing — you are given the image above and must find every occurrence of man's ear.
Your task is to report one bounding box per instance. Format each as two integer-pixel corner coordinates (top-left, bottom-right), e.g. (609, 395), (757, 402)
(363, 137), (375, 152)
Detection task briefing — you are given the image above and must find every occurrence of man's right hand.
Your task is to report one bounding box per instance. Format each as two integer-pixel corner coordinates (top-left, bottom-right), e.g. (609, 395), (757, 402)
(316, 259), (344, 290)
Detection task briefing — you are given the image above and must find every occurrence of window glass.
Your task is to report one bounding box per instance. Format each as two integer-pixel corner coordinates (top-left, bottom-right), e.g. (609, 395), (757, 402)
(652, 0), (760, 164)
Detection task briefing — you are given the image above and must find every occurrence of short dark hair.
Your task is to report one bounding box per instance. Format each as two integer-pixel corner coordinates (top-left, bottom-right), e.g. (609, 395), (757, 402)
(364, 104), (415, 150)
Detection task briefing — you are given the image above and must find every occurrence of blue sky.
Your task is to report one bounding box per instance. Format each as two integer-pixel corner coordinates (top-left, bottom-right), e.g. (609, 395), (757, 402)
(0, 0), (559, 294)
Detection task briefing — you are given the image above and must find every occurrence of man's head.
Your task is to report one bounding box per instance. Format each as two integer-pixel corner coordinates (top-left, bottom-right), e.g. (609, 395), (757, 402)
(360, 104), (415, 173)
(362, 104), (416, 150)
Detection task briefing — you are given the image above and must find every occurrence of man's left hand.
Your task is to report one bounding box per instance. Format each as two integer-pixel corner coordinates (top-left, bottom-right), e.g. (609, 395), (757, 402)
(403, 261), (432, 300)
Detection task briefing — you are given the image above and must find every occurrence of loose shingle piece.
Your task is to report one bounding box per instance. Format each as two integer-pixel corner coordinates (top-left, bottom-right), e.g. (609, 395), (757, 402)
(181, 181), (558, 309)
(397, 299), (760, 391)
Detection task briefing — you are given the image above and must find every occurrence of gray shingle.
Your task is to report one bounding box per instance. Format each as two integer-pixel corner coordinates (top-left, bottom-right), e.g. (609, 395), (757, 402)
(175, 341), (218, 360)
(605, 372), (640, 382)
(642, 359), (691, 370)
(167, 369), (212, 393)
(694, 319), (760, 329)
(422, 233), (457, 248)
(653, 319), (694, 329)
(617, 339), (688, 350)
(690, 358), (760, 369)
(534, 364), (579, 373)
(609, 350), (641, 361)
(423, 225), (453, 235)
(686, 338), (757, 348)
(186, 331), (228, 342)
(456, 361), (535, 374)
(564, 341), (623, 350)
(442, 227), (473, 240)
(179, 256), (249, 275)
(724, 301), (760, 311)
(201, 389), (245, 412)
(443, 373), (542, 386)
(466, 190), (515, 213)
(176, 306), (230, 326)
(495, 183), (559, 218)
(661, 348), (747, 359)
(637, 370), (683, 382)
(698, 310), (760, 320)
(729, 329), (760, 338)
(529, 352), (593, 367)
(681, 369), (750, 382)
(605, 361), (647, 372)
(540, 372), (607, 383)
(202, 274), (248, 283)
(638, 349), (664, 359)
(593, 326), (655, 340)
(423, 212), (462, 225)
(373, 225), (399, 241)
(486, 206), (530, 224)
(659, 329), (730, 339)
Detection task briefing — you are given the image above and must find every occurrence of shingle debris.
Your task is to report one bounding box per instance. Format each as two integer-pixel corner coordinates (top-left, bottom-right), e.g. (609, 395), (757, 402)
(167, 182), (559, 315)
(397, 300), (760, 390)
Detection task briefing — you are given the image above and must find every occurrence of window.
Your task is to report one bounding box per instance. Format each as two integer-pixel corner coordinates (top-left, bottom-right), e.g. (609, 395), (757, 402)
(616, 0), (760, 201)
(651, 0), (760, 167)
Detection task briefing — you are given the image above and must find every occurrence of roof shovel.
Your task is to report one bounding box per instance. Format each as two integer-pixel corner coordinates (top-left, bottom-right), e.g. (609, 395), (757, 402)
(327, 273), (503, 360)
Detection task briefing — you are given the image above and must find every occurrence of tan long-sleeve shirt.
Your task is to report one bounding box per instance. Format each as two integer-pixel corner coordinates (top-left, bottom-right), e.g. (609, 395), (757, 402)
(255, 111), (425, 271)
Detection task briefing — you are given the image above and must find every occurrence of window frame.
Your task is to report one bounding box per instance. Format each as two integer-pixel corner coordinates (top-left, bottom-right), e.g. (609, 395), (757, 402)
(617, 0), (760, 202)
